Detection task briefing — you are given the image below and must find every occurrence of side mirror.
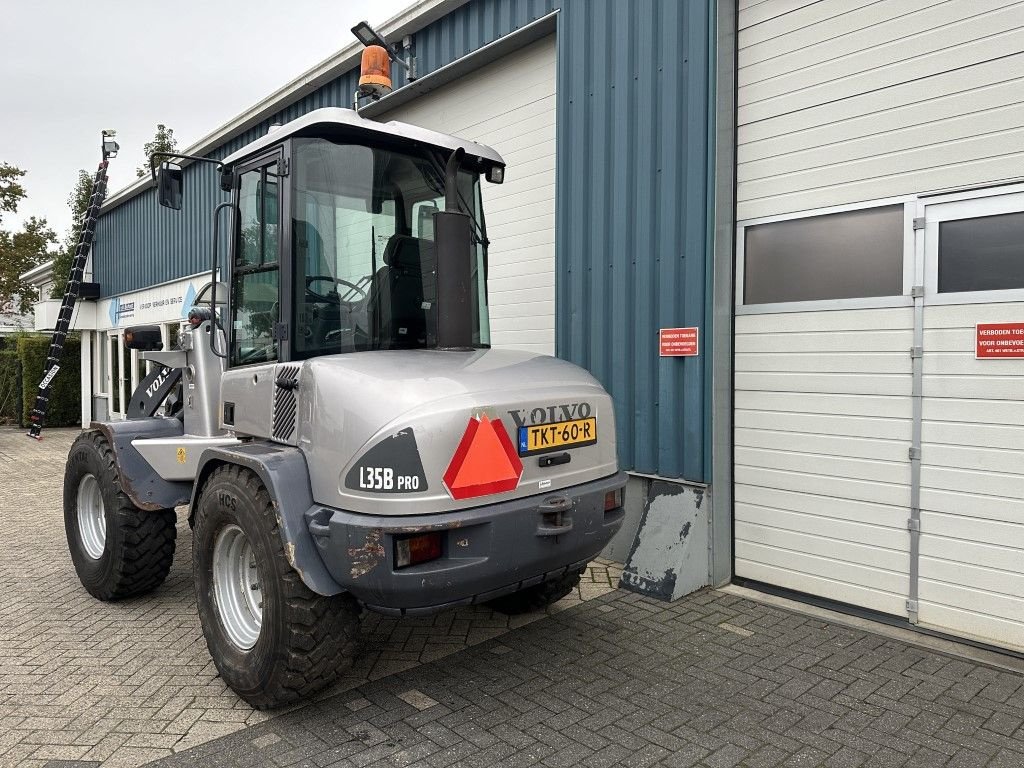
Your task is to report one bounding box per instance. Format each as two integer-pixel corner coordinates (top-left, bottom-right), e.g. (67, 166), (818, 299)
(123, 325), (163, 351)
(157, 162), (183, 210)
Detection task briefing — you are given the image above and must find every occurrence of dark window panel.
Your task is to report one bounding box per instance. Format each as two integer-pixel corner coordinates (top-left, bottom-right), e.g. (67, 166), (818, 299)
(744, 205), (904, 304)
(938, 211), (1024, 293)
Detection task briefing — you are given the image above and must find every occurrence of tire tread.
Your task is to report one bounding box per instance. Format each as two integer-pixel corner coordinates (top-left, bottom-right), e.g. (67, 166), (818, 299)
(66, 431), (177, 601)
(197, 465), (359, 709)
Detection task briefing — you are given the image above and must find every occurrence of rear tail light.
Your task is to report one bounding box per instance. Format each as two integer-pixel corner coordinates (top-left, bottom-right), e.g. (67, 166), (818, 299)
(395, 532), (443, 569)
(604, 488), (622, 511)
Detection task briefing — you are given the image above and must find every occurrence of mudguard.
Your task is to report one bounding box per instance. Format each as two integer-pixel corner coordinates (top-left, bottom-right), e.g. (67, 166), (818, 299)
(91, 419), (193, 511)
(190, 443), (343, 596)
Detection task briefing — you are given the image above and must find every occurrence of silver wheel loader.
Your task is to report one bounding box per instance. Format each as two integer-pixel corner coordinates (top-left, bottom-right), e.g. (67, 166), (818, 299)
(64, 107), (626, 708)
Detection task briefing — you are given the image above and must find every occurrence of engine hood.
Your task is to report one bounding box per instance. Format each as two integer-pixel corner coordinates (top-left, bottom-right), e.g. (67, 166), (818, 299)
(296, 348), (618, 515)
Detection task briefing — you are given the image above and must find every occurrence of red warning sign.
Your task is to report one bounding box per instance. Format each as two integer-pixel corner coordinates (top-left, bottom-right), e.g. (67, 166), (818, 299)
(976, 322), (1024, 359)
(443, 415), (523, 500)
(659, 327), (699, 357)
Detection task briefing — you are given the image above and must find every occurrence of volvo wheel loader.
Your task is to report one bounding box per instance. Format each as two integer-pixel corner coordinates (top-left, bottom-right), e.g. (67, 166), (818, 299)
(63, 106), (626, 708)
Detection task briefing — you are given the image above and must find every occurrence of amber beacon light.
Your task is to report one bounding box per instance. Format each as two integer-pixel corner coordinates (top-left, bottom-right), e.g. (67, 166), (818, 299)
(351, 20), (415, 109)
(358, 45), (393, 98)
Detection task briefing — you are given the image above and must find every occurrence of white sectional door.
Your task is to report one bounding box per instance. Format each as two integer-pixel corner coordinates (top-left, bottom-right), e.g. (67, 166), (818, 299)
(380, 36), (557, 355)
(734, 306), (915, 616)
(733, 201), (916, 617)
(917, 190), (1024, 651)
(733, 187), (1024, 651)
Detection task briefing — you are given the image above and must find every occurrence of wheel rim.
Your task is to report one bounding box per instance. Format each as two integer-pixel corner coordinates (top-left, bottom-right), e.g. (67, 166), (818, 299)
(212, 524), (262, 650)
(77, 474), (106, 559)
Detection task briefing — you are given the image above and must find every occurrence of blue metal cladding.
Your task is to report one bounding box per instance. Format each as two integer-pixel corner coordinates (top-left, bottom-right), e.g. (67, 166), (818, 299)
(92, 0), (712, 482)
(556, 0), (711, 481)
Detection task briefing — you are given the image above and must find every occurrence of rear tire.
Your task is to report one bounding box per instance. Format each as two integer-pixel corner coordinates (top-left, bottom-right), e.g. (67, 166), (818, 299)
(63, 431), (177, 600)
(486, 568), (585, 615)
(193, 465), (360, 709)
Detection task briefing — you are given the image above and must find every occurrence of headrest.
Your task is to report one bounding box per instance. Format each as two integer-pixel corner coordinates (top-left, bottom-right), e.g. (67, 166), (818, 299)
(382, 234), (434, 270)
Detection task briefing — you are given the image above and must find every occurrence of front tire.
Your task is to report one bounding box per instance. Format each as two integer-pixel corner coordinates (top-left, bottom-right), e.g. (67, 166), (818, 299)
(63, 431), (177, 600)
(193, 465), (360, 709)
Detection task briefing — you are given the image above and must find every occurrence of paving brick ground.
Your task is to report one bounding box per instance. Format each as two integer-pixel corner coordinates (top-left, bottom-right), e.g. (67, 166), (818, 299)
(149, 589), (1024, 768)
(0, 428), (621, 768)
(6, 428), (1024, 767)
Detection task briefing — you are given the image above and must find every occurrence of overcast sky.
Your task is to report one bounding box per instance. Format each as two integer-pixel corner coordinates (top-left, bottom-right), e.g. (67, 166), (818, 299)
(1, 0), (409, 238)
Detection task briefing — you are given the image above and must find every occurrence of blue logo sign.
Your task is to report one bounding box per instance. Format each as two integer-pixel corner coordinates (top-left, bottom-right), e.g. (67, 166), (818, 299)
(181, 283), (197, 318)
(108, 296), (135, 326)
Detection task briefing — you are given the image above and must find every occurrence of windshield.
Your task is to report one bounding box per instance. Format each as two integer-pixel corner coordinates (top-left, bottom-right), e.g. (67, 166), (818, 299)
(291, 138), (489, 359)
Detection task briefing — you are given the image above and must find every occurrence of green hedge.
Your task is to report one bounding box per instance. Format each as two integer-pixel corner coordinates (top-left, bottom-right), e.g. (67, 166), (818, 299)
(0, 349), (21, 425)
(18, 333), (82, 427)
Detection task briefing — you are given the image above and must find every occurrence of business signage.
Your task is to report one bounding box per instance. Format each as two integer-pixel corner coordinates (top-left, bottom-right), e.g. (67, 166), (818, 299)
(102, 279), (199, 328)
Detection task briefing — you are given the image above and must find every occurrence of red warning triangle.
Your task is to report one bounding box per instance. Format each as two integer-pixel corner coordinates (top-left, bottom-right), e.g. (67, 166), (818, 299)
(443, 415), (524, 500)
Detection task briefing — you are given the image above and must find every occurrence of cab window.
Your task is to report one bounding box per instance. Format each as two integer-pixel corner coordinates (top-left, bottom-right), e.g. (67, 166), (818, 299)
(231, 161), (280, 365)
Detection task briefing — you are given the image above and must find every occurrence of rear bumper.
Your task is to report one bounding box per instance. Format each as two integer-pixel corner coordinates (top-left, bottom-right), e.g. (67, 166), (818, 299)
(304, 472), (627, 615)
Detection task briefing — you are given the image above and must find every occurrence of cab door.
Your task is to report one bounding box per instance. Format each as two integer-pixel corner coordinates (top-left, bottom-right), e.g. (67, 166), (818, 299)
(220, 153), (284, 439)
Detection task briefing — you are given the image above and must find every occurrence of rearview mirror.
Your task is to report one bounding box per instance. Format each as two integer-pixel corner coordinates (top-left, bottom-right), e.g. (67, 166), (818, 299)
(123, 325), (163, 351)
(157, 162), (183, 210)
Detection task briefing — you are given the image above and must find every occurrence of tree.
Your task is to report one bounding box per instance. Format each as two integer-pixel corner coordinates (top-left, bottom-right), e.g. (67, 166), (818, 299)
(0, 218), (58, 312)
(137, 124), (178, 177)
(0, 163), (57, 313)
(0, 163), (26, 214)
(50, 169), (92, 298)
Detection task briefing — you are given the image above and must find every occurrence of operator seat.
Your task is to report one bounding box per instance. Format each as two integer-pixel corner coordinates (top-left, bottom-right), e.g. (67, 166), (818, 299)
(369, 234), (437, 349)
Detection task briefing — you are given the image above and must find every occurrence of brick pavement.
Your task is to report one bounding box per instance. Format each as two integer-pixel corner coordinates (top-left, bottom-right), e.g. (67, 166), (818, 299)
(0, 428), (622, 768)
(150, 589), (1024, 768)
(6, 427), (1024, 767)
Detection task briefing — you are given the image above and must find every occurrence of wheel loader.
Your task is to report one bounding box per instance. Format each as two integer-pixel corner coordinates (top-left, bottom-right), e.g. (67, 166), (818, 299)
(64, 106), (626, 708)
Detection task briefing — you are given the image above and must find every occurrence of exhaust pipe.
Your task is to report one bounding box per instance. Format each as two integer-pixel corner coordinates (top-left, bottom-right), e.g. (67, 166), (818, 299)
(434, 148), (474, 349)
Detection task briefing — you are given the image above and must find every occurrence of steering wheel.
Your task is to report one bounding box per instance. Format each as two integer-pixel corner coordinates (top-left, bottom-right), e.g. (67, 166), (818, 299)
(305, 275), (365, 302)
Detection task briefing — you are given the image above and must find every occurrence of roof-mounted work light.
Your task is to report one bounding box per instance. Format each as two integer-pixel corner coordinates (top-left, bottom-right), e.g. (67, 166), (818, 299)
(351, 21), (392, 51)
(101, 130), (119, 160)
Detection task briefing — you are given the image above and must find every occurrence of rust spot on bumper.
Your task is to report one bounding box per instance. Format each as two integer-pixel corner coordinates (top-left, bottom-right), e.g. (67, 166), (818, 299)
(347, 528), (385, 579)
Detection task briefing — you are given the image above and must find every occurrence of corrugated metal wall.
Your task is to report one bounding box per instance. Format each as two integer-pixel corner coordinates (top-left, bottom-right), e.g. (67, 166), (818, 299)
(92, 0), (713, 481)
(555, 0), (711, 481)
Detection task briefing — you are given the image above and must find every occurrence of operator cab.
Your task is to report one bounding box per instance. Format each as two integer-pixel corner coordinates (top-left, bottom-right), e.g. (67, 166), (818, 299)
(203, 108), (505, 368)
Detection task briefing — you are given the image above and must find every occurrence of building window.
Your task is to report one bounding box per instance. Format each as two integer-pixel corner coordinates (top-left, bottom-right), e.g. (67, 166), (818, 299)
(938, 211), (1024, 293)
(742, 205), (904, 305)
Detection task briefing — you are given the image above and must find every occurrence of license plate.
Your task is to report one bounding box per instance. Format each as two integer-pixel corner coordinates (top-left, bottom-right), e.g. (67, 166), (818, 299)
(517, 418), (597, 456)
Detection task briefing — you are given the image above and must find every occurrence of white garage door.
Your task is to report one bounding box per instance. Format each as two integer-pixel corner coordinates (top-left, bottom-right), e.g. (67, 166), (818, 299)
(734, 187), (1024, 652)
(733, 0), (1024, 652)
(733, 204), (916, 619)
(381, 35), (556, 355)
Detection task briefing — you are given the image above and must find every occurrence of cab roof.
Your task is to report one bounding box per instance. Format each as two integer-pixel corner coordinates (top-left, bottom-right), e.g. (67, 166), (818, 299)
(222, 107), (505, 171)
